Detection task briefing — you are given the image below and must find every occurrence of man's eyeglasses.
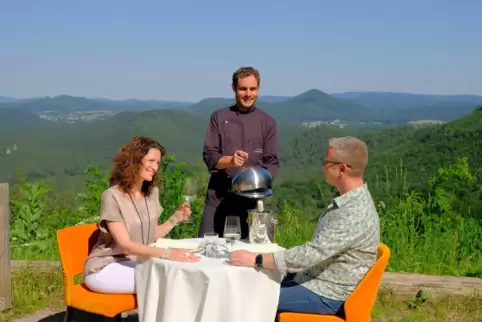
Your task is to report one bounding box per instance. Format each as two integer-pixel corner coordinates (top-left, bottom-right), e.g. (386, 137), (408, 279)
(322, 160), (352, 168)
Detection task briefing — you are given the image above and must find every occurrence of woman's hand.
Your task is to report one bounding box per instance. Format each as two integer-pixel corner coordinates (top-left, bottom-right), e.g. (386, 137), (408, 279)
(170, 202), (192, 224)
(165, 248), (199, 262)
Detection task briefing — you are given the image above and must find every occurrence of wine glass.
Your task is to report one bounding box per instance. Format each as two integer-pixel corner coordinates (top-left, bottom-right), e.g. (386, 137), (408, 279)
(180, 177), (197, 223)
(223, 216), (241, 252)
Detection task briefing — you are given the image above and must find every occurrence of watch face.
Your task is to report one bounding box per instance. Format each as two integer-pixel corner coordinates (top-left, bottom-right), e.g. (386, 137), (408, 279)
(256, 254), (263, 267)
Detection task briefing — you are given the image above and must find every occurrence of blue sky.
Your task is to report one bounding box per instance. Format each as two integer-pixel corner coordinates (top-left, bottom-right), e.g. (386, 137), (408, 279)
(1, 0), (481, 101)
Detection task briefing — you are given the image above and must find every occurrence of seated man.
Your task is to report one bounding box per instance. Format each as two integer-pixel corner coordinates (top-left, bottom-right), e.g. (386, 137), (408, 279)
(229, 136), (380, 317)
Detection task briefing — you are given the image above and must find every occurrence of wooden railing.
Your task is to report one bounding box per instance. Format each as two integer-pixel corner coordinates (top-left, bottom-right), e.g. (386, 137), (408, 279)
(0, 183), (12, 311)
(9, 259), (482, 300)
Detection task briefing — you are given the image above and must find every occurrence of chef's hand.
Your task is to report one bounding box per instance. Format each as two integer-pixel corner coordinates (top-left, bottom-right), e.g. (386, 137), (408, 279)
(233, 150), (249, 167)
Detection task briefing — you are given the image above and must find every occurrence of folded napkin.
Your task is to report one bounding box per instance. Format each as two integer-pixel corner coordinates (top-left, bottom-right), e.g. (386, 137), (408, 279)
(233, 243), (281, 254)
(154, 238), (202, 250)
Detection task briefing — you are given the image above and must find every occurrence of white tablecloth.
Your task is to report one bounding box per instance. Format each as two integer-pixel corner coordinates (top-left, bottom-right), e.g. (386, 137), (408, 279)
(135, 238), (283, 322)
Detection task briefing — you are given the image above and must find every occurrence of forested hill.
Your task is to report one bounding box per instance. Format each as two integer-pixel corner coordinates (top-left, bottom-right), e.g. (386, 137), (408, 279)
(0, 108), (53, 128)
(1, 103), (480, 198)
(0, 108), (302, 185)
(364, 106), (482, 181)
(0, 109), (208, 184)
(281, 106), (482, 183)
(274, 106), (482, 222)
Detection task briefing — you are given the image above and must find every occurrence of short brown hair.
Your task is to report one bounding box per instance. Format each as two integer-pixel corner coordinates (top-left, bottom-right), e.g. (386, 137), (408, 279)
(328, 136), (368, 177)
(109, 136), (166, 196)
(232, 66), (260, 88)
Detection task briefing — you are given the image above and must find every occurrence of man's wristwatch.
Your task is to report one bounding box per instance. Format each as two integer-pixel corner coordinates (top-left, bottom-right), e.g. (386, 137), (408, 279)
(255, 254), (263, 268)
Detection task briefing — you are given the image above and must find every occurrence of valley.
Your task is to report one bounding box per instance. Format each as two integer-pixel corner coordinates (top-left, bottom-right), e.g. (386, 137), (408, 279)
(1, 93), (481, 195)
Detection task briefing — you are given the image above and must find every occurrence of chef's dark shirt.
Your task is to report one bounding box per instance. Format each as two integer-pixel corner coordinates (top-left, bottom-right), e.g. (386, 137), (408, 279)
(202, 105), (279, 204)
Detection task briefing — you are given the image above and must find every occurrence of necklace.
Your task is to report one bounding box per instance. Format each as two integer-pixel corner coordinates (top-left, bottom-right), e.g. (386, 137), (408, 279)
(128, 193), (151, 245)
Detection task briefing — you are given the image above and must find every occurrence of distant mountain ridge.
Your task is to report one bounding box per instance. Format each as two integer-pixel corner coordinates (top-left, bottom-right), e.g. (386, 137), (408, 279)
(332, 91), (482, 111)
(0, 95), (193, 114)
(1, 90), (481, 125)
(257, 95), (290, 103)
(0, 96), (19, 103)
(187, 89), (480, 124)
(262, 89), (373, 123)
(187, 89), (375, 122)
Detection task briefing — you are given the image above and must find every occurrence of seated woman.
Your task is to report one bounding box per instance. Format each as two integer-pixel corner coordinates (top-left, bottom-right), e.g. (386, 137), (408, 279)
(84, 136), (199, 294)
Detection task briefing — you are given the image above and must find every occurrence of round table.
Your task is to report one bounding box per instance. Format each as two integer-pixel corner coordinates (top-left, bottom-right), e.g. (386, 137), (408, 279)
(135, 238), (283, 322)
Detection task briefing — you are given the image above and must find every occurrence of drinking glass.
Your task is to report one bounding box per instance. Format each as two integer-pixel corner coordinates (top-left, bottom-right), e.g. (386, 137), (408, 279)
(223, 216), (241, 252)
(204, 232), (219, 257)
(180, 177), (197, 223)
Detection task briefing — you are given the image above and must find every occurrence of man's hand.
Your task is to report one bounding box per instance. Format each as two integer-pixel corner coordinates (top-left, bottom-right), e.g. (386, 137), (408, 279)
(232, 150), (249, 167)
(229, 249), (256, 267)
(214, 150), (248, 169)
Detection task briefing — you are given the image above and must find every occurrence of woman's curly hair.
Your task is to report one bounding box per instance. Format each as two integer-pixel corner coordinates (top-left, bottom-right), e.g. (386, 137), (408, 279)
(109, 136), (166, 196)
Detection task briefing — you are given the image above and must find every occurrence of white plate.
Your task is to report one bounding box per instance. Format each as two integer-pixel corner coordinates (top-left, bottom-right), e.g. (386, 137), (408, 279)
(190, 246), (205, 253)
(154, 238), (203, 250)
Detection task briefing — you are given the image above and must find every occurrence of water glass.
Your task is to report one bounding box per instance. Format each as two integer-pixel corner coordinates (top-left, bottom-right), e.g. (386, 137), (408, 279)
(204, 232), (219, 257)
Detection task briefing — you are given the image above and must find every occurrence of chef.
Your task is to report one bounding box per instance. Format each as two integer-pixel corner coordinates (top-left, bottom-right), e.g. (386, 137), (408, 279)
(199, 66), (279, 239)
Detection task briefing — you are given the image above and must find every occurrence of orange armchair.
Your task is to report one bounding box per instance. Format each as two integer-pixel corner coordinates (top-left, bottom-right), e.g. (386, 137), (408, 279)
(56, 223), (137, 321)
(278, 243), (391, 322)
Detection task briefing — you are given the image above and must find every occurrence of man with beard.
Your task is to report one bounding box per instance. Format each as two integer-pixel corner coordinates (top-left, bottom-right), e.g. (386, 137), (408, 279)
(199, 67), (279, 239)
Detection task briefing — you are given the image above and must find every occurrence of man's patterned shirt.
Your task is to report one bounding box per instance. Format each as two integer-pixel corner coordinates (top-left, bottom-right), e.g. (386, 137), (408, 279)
(274, 183), (380, 300)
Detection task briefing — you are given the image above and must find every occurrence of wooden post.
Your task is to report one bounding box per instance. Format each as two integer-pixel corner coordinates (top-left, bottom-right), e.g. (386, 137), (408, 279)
(0, 183), (12, 311)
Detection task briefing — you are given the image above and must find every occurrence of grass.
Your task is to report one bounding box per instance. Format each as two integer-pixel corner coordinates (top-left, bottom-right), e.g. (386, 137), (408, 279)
(0, 268), (63, 322)
(373, 290), (482, 322)
(1, 268), (481, 322)
(274, 187), (482, 278)
(10, 244), (60, 261)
